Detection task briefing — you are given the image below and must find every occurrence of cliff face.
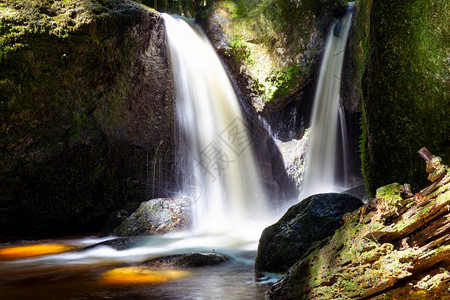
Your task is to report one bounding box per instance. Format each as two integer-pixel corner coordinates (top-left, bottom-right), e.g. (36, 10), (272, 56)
(201, 0), (347, 112)
(0, 0), (174, 238)
(267, 149), (450, 299)
(359, 0), (449, 195)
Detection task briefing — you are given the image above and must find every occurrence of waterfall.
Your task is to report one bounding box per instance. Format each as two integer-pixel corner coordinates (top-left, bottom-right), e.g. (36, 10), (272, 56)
(338, 104), (349, 187)
(162, 14), (269, 233)
(301, 3), (354, 199)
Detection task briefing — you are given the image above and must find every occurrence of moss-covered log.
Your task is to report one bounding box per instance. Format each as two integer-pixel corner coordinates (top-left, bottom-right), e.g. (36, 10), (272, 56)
(0, 0), (174, 239)
(268, 148), (450, 299)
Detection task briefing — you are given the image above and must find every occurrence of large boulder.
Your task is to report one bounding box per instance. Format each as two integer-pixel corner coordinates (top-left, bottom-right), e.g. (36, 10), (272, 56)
(110, 197), (193, 236)
(0, 0), (174, 238)
(255, 193), (363, 275)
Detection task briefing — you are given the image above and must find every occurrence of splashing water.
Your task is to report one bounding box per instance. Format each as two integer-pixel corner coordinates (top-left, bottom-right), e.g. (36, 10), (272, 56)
(301, 3), (355, 199)
(162, 14), (270, 233)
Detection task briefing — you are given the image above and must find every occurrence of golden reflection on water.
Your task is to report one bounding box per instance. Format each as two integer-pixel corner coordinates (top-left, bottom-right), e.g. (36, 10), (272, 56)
(0, 244), (78, 260)
(99, 266), (190, 285)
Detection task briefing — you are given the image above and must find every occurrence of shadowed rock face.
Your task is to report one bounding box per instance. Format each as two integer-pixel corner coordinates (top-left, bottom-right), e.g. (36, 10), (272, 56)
(358, 0), (449, 195)
(255, 193), (363, 275)
(0, 0), (174, 239)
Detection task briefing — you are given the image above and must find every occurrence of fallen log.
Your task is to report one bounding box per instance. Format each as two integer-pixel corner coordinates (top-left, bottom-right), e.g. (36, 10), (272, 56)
(268, 148), (450, 299)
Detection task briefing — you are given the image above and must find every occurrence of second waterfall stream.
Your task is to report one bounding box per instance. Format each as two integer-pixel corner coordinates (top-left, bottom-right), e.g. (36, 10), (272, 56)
(301, 3), (355, 198)
(162, 14), (270, 233)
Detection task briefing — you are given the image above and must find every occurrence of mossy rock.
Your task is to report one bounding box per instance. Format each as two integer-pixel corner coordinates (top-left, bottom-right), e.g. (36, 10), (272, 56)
(134, 0), (205, 17)
(202, 0), (348, 112)
(0, 0), (175, 239)
(255, 193), (363, 275)
(360, 0), (449, 195)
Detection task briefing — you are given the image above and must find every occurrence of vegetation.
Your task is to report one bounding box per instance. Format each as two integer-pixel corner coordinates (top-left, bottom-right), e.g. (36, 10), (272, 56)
(360, 0), (449, 194)
(134, 0), (206, 17)
(205, 0), (347, 109)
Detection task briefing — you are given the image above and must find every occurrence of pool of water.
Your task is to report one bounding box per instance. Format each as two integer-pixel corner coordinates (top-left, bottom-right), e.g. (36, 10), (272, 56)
(0, 232), (279, 299)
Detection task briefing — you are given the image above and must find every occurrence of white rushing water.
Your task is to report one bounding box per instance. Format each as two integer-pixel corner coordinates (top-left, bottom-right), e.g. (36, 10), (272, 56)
(162, 14), (270, 233)
(301, 3), (355, 199)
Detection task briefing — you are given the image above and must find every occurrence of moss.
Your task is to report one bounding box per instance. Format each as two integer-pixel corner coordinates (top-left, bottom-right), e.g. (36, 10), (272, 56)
(360, 0), (450, 195)
(0, 0), (166, 238)
(135, 0), (203, 17)
(208, 0), (347, 106)
(376, 183), (404, 204)
(269, 165), (449, 299)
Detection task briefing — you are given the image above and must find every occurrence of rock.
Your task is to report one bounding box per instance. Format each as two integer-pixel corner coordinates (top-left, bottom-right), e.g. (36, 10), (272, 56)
(111, 197), (193, 236)
(358, 0), (449, 195)
(201, 0), (347, 112)
(267, 150), (450, 300)
(84, 236), (146, 251)
(274, 131), (310, 192)
(0, 0), (174, 238)
(255, 193), (363, 275)
(143, 252), (229, 269)
(100, 202), (141, 237)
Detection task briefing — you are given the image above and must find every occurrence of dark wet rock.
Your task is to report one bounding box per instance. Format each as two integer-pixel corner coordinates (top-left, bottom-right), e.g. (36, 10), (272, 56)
(255, 193), (363, 275)
(143, 252), (229, 269)
(111, 197), (193, 237)
(100, 202), (141, 237)
(0, 0), (174, 238)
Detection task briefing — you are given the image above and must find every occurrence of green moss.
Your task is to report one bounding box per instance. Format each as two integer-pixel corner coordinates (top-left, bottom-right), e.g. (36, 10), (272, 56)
(135, 0), (202, 17)
(361, 0), (450, 194)
(267, 65), (304, 100)
(210, 0), (346, 105)
(376, 183), (404, 205)
(0, 0), (159, 238)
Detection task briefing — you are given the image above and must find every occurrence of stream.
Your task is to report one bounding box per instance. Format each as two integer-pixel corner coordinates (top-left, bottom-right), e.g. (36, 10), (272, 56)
(0, 230), (278, 299)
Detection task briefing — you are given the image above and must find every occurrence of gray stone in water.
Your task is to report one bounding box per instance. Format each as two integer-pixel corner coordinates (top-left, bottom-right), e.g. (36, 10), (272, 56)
(143, 252), (229, 269)
(255, 193), (363, 275)
(110, 197), (193, 236)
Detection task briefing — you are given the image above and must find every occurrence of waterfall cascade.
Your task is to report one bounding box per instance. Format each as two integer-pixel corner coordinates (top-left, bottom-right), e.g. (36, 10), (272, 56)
(162, 14), (269, 233)
(301, 4), (355, 199)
